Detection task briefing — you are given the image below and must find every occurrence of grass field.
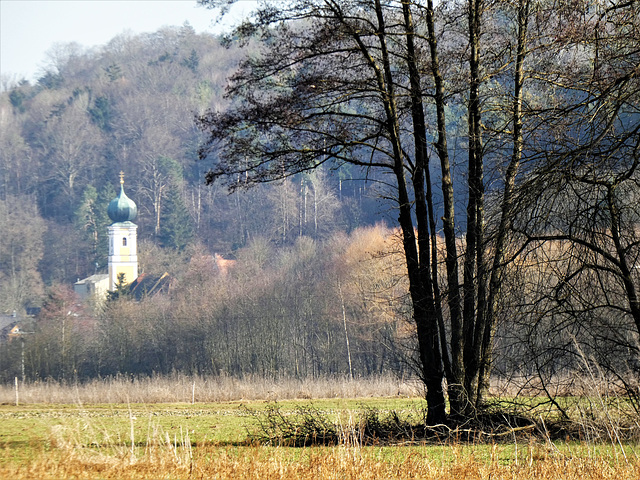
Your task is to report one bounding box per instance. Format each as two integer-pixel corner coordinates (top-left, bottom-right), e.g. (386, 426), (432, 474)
(1, 377), (640, 479)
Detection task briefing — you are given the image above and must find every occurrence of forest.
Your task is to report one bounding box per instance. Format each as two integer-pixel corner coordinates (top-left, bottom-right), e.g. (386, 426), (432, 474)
(0, 21), (399, 383)
(1, 0), (640, 421)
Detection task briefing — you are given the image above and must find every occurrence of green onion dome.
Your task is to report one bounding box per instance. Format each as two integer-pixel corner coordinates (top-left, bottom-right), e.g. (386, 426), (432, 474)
(108, 172), (137, 223)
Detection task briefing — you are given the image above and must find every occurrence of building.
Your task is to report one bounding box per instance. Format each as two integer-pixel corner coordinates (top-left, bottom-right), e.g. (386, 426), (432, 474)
(0, 311), (35, 342)
(73, 274), (109, 301)
(129, 272), (172, 300)
(0, 312), (19, 341)
(107, 172), (138, 291)
(74, 172), (139, 302)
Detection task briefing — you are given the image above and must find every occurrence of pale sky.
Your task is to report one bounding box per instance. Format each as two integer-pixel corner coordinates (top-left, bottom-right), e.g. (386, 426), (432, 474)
(0, 0), (255, 83)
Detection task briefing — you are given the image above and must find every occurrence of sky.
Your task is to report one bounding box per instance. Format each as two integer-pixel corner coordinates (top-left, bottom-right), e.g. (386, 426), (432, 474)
(0, 0), (255, 83)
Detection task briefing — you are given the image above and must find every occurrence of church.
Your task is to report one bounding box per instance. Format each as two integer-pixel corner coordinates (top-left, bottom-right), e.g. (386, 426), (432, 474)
(74, 172), (139, 303)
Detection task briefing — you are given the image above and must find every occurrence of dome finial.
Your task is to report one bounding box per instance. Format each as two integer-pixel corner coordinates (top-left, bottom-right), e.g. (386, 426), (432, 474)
(119, 171), (125, 185)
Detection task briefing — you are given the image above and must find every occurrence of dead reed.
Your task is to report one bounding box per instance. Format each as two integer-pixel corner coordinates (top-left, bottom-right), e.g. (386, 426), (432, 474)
(0, 373), (418, 405)
(2, 440), (639, 479)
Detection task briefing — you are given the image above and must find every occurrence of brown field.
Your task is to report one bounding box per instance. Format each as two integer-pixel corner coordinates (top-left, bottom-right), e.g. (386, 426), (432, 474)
(3, 444), (640, 480)
(0, 373), (418, 404)
(1, 375), (639, 479)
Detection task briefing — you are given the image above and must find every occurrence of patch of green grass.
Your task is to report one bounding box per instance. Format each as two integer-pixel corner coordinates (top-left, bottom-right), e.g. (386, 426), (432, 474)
(2, 397), (640, 475)
(0, 398), (428, 464)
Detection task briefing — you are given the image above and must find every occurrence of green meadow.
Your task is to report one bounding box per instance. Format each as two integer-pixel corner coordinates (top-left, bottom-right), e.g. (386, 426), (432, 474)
(2, 396), (640, 479)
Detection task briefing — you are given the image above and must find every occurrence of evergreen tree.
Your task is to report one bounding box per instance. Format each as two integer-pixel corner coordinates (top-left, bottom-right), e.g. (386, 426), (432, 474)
(107, 273), (131, 301)
(181, 49), (199, 73)
(74, 184), (114, 272)
(88, 96), (113, 132)
(158, 183), (194, 250)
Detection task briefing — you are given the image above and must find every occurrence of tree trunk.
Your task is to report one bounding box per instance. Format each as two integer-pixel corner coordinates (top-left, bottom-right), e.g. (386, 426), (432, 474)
(461, 0), (486, 415)
(425, 0), (465, 418)
(480, 0), (531, 405)
(402, 0), (448, 424)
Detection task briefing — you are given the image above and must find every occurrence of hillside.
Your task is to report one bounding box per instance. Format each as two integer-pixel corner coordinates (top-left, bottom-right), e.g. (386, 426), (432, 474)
(0, 25), (383, 312)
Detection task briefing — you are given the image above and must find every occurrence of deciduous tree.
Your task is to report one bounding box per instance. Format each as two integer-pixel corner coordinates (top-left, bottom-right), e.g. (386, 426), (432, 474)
(197, 0), (538, 421)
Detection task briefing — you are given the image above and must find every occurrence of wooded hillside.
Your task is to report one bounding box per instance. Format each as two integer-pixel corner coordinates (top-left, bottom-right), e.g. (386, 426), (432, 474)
(0, 25), (381, 313)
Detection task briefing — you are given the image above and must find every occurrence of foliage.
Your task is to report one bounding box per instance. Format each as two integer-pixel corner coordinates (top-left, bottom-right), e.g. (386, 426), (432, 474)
(196, 0), (524, 421)
(0, 25), (375, 313)
(0, 196), (45, 312)
(74, 185), (113, 271)
(106, 273), (132, 302)
(1, 227), (407, 381)
(248, 404), (339, 446)
(29, 284), (94, 380)
(1, 2), (639, 430)
(88, 95), (113, 132)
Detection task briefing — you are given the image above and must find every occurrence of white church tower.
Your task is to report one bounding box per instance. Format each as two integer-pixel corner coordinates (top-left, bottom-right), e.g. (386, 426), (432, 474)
(107, 172), (138, 291)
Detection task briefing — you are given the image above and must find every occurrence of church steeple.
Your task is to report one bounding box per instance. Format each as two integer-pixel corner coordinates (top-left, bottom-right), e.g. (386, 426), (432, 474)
(108, 171), (137, 223)
(107, 173), (138, 291)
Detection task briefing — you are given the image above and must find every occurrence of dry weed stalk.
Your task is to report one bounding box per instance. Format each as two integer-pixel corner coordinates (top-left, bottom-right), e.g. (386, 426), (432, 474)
(3, 439), (640, 479)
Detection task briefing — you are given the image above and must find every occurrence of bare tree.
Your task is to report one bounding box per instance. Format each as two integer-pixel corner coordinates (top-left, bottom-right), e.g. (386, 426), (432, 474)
(495, 0), (640, 403)
(0, 196), (46, 312)
(196, 0), (543, 421)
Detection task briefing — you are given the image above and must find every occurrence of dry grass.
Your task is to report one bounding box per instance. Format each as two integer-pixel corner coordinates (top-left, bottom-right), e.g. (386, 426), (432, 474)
(0, 373), (418, 404)
(1, 399), (640, 480)
(2, 440), (640, 479)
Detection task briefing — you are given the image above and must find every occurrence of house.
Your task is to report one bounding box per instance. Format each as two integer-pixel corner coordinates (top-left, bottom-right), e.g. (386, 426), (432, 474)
(0, 312), (34, 342)
(0, 313), (19, 341)
(74, 274), (109, 304)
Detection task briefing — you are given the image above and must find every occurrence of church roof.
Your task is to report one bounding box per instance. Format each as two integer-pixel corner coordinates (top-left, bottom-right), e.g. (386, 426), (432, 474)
(108, 172), (137, 223)
(129, 272), (172, 299)
(74, 274), (109, 285)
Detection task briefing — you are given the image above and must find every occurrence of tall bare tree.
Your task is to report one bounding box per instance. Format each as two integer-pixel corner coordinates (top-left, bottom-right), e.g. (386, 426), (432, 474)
(197, 0), (541, 421)
(508, 0), (640, 400)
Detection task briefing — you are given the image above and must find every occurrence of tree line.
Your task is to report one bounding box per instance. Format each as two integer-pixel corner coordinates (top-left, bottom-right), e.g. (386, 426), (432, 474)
(0, 226), (412, 383)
